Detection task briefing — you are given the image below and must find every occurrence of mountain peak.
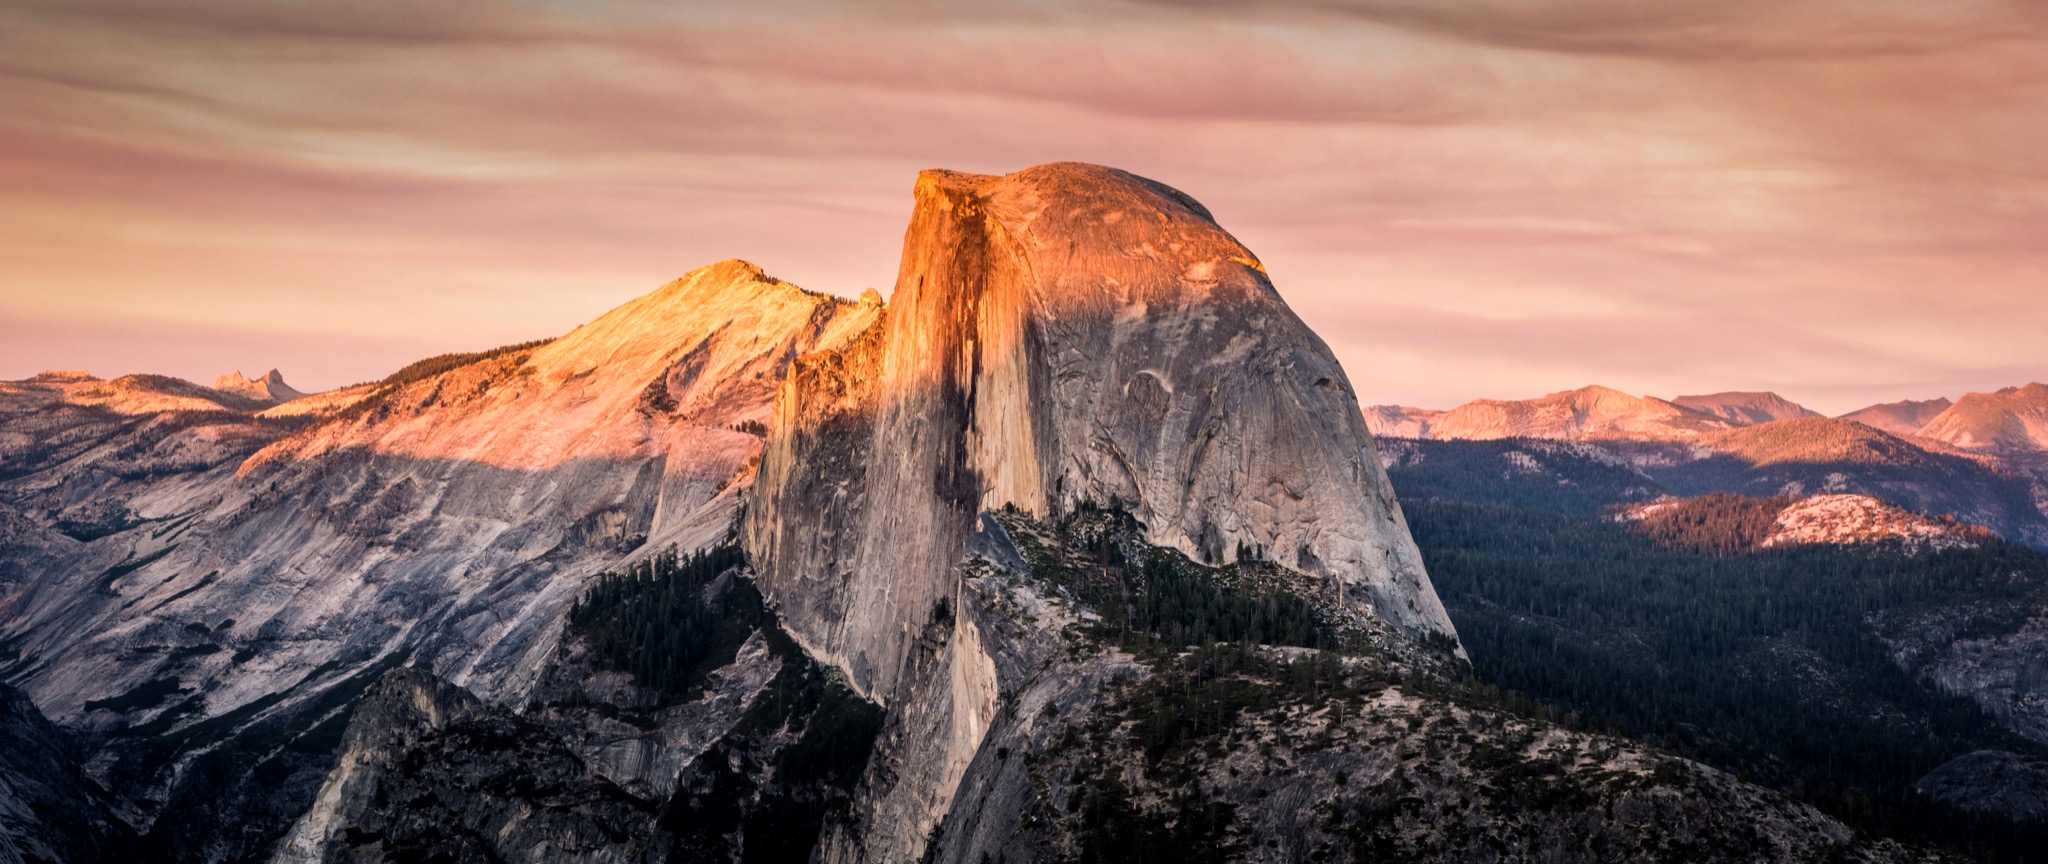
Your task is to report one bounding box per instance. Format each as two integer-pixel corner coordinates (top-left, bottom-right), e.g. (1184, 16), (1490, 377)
(257, 257), (883, 473)
(1839, 397), (1953, 436)
(1409, 384), (1732, 441)
(1670, 391), (1821, 426)
(751, 161), (1456, 712)
(906, 162), (1265, 309)
(214, 368), (307, 403)
(1918, 382), (2048, 452)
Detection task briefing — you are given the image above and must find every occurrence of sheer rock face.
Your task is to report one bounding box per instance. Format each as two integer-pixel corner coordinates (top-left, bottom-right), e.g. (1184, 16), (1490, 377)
(270, 667), (660, 864)
(751, 162), (1454, 697)
(748, 163), (1457, 862)
(0, 684), (135, 863)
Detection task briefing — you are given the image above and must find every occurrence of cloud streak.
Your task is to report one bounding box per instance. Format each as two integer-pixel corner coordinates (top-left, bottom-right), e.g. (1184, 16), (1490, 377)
(2, 0), (2044, 415)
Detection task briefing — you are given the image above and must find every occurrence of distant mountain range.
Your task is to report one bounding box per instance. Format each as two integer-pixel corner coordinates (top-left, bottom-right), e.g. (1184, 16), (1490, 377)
(1379, 385), (2048, 842)
(1369, 383), (2048, 549)
(3, 162), (2041, 862)
(1669, 391), (1822, 426)
(1369, 382), (2048, 453)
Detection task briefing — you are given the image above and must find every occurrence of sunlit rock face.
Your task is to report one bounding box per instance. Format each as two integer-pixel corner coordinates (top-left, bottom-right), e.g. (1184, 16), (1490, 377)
(213, 370), (307, 405)
(0, 262), (879, 859)
(1670, 391), (1821, 426)
(751, 162), (1455, 696)
(747, 163), (1458, 862)
(1918, 382), (2048, 454)
(1424, 385), (1735, 442)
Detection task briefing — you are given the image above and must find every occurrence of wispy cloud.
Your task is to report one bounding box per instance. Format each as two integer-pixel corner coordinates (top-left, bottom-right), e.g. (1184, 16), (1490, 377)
(2, 0), (2044, 414)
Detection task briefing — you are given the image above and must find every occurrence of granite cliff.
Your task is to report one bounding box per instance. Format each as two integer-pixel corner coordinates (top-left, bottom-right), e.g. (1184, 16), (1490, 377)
(0, 164), (1965, 862)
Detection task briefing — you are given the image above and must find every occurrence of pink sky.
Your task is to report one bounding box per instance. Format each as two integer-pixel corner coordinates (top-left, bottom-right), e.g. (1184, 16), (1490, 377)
(4, 0), (2046, 414)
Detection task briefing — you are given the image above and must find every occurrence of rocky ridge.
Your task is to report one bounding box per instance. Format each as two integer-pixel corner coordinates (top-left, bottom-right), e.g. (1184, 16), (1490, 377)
(1841, 398), (1954, 437)
(0, 260), (879, 860)
(746, 162), (1457, 862)
(1918, 383), (2048, 454)
(1671, 391), (1822, 426)
(213, 370), (307, 405)
(0, 163), (1980, 862)
(1368, 385), (1736, 442)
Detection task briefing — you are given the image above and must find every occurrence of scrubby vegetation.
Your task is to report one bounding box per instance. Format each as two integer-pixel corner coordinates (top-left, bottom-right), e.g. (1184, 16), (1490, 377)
(1622, 492), (1792, 555)
(993, 501), (1340, 659)
(1121, 644), (1390, 776)
(1381, 434), (2048, 548)
(367, 339), (554, 391)
(1048, 630), (1860, 864)
(567, 544), (750, 704)
(658, 596), (886, 864)
(566, 543), (887, 862)
(322, 338), (555, 427)
(1409, 498), (2048, 858)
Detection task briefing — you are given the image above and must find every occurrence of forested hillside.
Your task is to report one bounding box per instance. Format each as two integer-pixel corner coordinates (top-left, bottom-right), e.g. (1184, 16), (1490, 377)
(1409, 498), (2048, 860)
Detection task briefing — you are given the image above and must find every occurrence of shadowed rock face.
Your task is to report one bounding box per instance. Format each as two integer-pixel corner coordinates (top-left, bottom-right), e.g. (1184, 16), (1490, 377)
(747, 163), (1459, 862)
(1914, 750), (2048, 822)
(0, 162), (1991, 864)
(750, 163), (1455, 700)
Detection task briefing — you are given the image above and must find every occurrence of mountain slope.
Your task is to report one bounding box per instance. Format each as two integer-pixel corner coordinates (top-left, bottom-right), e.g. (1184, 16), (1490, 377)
(1841, 397), (1953, 437)
(213, 370), (307, 404)
(0, 163), (1978, 863)
(1405, 385), (1734, 441)
(1365, 404), (1444, 438)
(0, 683), (137, 863)
(1671, 391), (1822, 426)
(0, 260), (880, 860)
(1919, 383), (2048, 453)
(1616, 492), (1991, 553)
(748, 162), (1457, 862)
(1379, 415), (2048, 549)
(1409, 497), (2048, 848)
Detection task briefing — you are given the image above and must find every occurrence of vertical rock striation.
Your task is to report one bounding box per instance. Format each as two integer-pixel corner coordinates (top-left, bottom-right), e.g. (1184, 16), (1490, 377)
(746, 162), (1458, 862)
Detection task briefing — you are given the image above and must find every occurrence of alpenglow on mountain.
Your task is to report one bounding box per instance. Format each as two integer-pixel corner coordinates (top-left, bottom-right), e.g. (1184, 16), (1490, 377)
(0, 164), (1948, 863)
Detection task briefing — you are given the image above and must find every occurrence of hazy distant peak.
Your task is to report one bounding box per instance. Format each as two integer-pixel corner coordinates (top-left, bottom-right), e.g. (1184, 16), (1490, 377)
(6, 369), (261, 415)
(1838, 397), (1952, 437)
(1669, 391), (1821, 426)
(214, 368), (307, 404)
(1364, 404), (1445, 439)
(1697, 416), (1935, 468)
(1400, 384), (1734, 442)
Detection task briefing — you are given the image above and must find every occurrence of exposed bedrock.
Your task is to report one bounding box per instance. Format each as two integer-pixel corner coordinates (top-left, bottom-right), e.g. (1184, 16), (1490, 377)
(746, 162), (1458, 863)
